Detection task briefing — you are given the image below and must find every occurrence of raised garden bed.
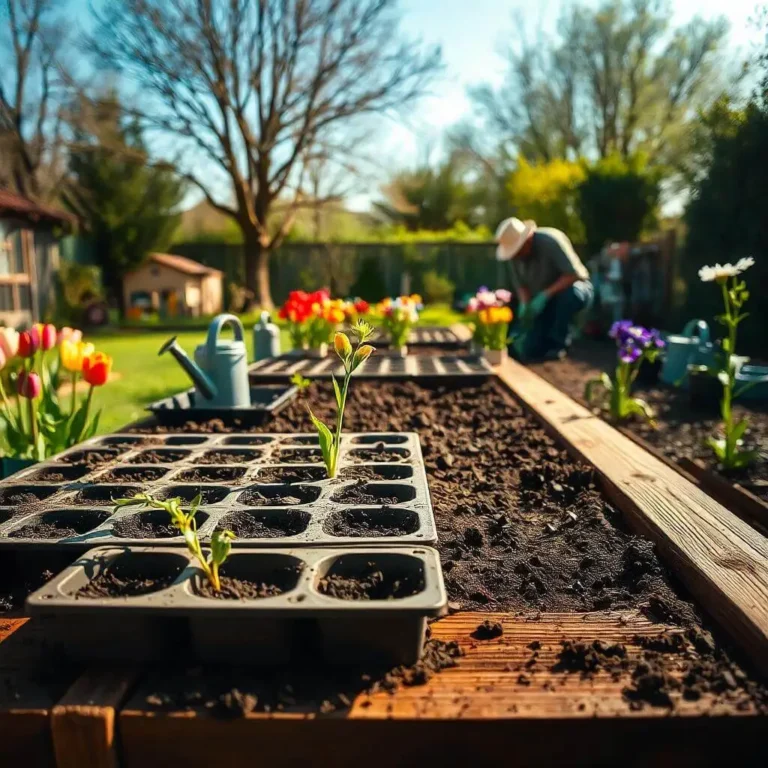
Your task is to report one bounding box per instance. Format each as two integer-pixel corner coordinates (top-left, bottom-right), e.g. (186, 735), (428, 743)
(371, 325), (467, 348)
(27, 546), (445, 666)
(3, 367), (768, 766)
(0, 433), (436, 548)
(528, 339), (768, 528)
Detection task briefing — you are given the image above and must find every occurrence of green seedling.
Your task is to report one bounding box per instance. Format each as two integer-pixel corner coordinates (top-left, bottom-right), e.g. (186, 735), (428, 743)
(307, 318), (375, 478)
(113, 492), (235, 591)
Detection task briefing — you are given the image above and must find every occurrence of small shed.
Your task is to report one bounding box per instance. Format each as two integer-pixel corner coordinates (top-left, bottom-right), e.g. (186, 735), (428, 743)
(123, 252), (223, 317)
(0, 189), (76, 326)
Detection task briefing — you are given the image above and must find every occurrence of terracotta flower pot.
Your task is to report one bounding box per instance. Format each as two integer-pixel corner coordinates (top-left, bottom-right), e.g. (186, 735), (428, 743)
(483, 348), (507, 367)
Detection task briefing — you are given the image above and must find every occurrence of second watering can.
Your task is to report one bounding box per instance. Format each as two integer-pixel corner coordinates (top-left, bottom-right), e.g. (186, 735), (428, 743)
(159, 314), (251, 408)
(660, 319), (714, 387)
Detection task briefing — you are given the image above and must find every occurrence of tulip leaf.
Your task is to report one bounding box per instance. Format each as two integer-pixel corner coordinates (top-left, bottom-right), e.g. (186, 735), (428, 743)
(308, 408), (334, 475)
(331, 373), (343, 410)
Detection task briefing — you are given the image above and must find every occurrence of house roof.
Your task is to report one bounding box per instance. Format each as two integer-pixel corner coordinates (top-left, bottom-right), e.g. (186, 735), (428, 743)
(0, 189), (76, 226)
(148, 252), (223, 277)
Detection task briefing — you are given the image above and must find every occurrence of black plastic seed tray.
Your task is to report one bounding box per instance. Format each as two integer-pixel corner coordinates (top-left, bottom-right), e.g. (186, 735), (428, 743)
(371, 325), (466, 347)
(146, 384), (298, 427)
(248, 352), (492, 384)
(26, 545), (447, 665)
(0, 432), (436, 549)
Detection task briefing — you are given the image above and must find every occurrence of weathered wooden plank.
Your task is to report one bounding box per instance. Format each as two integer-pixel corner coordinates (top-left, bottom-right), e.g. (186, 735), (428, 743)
(679, 456), (768, 536)
(0, 618), (74, 768)
(449, 322), (472, 343)
(118, 611), (765, 768)
(497, 357), (768, 674)
(51, 666), (139, 768)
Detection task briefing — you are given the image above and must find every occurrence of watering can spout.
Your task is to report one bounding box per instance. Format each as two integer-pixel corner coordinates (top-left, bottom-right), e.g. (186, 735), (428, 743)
(159, 336), (217, 400)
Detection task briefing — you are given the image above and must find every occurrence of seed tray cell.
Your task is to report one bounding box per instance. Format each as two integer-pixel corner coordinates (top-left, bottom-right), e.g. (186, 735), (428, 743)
(26, 545), (447, 665)
(0, 432), (435, 548)
(248, 352), (492, 383)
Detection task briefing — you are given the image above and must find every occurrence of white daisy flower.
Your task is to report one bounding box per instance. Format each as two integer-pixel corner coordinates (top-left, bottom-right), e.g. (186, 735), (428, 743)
(698, 257), (755, 283)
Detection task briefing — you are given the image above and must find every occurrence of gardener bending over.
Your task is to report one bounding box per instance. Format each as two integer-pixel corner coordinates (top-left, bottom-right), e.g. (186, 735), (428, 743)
(495, 217), (593, 361)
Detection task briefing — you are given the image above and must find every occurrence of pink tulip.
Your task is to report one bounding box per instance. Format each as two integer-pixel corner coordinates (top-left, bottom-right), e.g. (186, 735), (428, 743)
(0, 347), (6, 371)
(17, 371), (42, 399)
(18, 328), (40, 358)
(39, 323), (57, 351)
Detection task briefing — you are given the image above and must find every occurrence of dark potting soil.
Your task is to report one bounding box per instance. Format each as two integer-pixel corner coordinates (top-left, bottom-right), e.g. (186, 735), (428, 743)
(129, 450), (189, 464)
(318, 562), (424, 601)
(529, 339), (768, 500)
(98, 468), (168, 483)
(61, 450), (120, 468)
(329, 481), (401, 505)
(278, 449), (322, 464)
(472, 620), (504, 640)
(128, 379), (767, 708)
(339, 465), (410, 481)
(9, 511), (107, 539)
(256, 466), (326, 484)
(198, 451), (260, 464)
(349, 445), (410, 463)
(141, 639), (463, 717)
(175, 467), (245, 483)
(237, 487), (314, 506)
(195, 573), (297, 600)
(217, 510), (309, 538)
(112, 512), (179, 539)
(76, 569), (178, 598)
(30, 468), (80, 482)
(325, 508), (417, 537)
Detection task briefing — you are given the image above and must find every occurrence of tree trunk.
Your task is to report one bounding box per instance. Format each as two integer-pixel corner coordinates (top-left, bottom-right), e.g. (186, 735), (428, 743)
(243, 229), (273, 310)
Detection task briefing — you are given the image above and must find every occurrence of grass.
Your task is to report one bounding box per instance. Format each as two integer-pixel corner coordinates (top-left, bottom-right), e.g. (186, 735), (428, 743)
(87, 304), (464, 435)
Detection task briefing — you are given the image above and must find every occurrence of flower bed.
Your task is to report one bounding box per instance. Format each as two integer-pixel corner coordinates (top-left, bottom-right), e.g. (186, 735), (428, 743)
(529, 339), (768, 501)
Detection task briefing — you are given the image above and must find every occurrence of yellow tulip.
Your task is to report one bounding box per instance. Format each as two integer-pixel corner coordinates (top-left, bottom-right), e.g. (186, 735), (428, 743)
(334, 332), (352, 360)
(61, 340), (95, 372)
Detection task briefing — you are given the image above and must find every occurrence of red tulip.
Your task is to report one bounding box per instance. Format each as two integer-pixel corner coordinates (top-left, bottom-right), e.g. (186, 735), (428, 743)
(18, 327), (40, 358)
(17, 371), (42, 399)
(82, 352), (112, 386)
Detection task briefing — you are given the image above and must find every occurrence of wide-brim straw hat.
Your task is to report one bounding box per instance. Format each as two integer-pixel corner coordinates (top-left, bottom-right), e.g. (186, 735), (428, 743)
(494, 217), (537, 261)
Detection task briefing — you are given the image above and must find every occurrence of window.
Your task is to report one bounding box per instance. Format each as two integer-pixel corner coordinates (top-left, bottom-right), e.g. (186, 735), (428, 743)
(0, 285), (13, 311)
(0, 228), (33, 314)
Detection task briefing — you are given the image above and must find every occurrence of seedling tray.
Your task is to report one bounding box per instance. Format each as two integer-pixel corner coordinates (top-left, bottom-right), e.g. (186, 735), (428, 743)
(371, 325), (466, 347)
(248, 352), (492, 383)
(26, 545), (446, 665)
(146, 384), (298, 427)
(0, 432), (436, 549)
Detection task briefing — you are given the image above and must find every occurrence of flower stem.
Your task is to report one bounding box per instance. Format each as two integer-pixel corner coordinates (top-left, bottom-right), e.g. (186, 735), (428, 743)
(70, 372), (78, 417)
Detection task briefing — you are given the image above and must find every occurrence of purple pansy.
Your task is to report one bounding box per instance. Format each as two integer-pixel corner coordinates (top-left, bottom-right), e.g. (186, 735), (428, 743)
(609, 320), (633, 342)
(619, 342), (642, 364)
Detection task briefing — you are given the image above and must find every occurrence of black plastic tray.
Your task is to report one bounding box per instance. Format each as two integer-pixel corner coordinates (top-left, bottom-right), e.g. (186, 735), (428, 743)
(26, 545), (447, 665)
(372, 325), (466, 347)
(248, 353), (492, 384)
(0, 432), (436, 549)
(146, 384), (297, 426)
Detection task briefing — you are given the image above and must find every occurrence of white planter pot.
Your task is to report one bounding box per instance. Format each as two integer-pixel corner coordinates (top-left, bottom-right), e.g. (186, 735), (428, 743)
(483, 348), (507, 366)
(306, 343), (329, 359)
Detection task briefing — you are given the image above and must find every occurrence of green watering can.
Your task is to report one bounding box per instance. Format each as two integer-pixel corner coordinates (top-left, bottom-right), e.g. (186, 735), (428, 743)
(660, 320), (714, 387)
(159, 314), (251, 408)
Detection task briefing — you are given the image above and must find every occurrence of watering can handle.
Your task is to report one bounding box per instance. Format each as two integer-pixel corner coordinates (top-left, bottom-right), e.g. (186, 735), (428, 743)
(206, 314), (245, 359)
(681, 319), (710, 344)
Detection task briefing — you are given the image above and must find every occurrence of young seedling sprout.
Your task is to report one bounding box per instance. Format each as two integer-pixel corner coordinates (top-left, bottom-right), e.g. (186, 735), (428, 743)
(308, 318), (375, 478)
(113, 492), (235, 592)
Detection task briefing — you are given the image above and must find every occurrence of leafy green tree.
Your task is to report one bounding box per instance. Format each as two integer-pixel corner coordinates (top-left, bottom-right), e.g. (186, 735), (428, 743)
(464, 1), (728, 172)
(376, 160), (473, 231)
(506, 156), (586, 242)
(683, 99), (768, 354)
(66, 96), (185, 315)
(577, 153), (661, 253)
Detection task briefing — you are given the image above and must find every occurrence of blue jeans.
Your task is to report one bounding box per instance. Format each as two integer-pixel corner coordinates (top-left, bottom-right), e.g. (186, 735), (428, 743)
(513, 281), (593, 360)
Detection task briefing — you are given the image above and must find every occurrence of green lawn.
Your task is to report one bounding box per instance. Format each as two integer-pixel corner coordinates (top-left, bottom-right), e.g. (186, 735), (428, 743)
(89, 304), (464, 434)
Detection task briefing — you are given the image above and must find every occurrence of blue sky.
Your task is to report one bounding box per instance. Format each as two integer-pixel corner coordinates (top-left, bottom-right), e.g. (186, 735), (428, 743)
(71, 0), (764, 211)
